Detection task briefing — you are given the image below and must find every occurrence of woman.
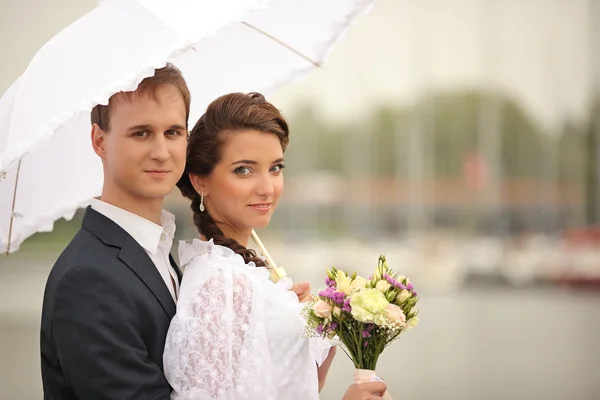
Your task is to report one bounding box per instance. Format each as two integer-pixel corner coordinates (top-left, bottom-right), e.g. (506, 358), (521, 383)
(163, 92), (334, 400)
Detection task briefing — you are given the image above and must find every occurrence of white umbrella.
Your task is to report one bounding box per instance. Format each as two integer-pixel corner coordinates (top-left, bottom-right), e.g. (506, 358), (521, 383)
(0, 0), (374, 253)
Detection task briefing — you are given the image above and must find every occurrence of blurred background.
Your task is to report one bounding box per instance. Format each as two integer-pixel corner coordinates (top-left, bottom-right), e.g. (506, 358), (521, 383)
(2, 0), (600, 398)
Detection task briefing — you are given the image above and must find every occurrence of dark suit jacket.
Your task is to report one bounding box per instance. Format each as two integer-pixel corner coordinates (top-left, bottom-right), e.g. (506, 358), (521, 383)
(40, 206), (182, 400)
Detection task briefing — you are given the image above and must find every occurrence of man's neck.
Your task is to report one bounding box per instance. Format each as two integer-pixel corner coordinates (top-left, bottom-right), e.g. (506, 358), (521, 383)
(99, 190), (163, 225)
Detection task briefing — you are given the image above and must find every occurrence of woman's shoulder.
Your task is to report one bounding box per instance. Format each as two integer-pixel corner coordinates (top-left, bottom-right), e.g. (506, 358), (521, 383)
(178, 238), (270, 281)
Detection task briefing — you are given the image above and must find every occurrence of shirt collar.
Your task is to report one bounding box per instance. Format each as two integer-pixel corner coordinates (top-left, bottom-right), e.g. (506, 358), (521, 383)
(90, 198), (176, 255)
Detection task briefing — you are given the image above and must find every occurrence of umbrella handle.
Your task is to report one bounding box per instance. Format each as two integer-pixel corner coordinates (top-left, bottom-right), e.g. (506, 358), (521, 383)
(250, 229), (287, 283)
(4, 158), (22, 255)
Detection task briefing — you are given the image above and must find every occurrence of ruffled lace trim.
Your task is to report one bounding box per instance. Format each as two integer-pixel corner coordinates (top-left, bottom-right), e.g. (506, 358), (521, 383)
(1, 195), (96, 253)
(178, 238), (270, 281)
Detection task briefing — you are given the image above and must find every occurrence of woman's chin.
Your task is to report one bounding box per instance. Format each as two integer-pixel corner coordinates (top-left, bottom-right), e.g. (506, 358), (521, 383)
(251, 215), (272, 229)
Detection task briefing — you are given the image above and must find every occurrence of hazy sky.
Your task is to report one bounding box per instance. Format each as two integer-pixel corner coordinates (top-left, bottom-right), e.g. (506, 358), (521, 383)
(0, 0), (594, 130)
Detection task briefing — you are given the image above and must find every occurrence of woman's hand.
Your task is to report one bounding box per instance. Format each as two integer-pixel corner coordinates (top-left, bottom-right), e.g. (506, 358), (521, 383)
(290, 281), (313, 303)
(342, 382), (387, 400)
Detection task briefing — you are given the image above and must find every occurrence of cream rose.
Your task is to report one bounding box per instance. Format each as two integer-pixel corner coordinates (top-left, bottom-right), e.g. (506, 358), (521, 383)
(396, 289), (412, 304)
(375, 280), (391, 293)
(312, 300), (333, 319)
(385, 304), (406, 328)
(333, 306), (341, 318)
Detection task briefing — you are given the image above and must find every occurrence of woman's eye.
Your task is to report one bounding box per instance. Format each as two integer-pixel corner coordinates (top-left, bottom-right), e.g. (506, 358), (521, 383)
(234, 166), (252, 175)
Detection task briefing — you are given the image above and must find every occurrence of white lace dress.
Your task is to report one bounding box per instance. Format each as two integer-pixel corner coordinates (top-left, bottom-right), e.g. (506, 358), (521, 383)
(163, 239), (331, 400)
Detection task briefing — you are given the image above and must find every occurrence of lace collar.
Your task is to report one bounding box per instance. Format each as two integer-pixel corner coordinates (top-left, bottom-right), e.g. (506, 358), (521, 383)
(178, 238), (270, 280)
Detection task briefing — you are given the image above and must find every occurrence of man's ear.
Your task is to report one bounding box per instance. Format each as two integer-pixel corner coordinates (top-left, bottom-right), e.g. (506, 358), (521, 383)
(189, 173), (207, 196)
(91, 123), (108, 160)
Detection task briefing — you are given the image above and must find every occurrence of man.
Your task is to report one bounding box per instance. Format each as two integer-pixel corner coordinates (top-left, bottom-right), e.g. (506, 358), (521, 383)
(40, 63), (190, 399)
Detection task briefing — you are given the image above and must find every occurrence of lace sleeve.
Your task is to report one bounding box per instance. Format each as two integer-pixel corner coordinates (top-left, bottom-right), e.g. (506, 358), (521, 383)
(163, 265), (275, 400)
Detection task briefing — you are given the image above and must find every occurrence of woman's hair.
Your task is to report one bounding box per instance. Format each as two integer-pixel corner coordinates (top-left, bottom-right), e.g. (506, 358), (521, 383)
(177, 92), (289, 267)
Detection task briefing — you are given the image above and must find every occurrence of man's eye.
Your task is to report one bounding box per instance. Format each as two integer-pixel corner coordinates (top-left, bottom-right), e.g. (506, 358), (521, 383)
(271, 164), (285, 173)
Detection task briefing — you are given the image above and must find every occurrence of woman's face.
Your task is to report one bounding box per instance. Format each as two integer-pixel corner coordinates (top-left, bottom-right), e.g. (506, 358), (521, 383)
(192, 129), (285, 237)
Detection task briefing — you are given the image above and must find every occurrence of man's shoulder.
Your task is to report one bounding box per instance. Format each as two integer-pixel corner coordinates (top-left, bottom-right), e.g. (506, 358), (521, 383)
(61, 227), (116, 260)
(48, 228), (119, 282)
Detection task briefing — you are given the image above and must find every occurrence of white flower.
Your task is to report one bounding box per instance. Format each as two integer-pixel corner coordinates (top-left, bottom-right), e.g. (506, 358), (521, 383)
(312, 300), (333, 319)
(375, 280), (391, 293)
(408, 307), (419, 319)
(396, 289), (411, 304)
(350, 288), (389, 325)
(351, 276), (367, 290)
(335, 271), (352, 295)
(333, 306), (341, 318)
(403, 317), (419, 332)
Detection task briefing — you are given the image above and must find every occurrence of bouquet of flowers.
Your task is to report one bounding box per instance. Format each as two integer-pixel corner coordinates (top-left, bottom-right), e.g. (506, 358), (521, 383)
(303, 255), (419, 397)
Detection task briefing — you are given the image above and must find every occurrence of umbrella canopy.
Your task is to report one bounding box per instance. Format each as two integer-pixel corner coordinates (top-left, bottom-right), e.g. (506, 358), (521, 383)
(0, 0), (374, 253)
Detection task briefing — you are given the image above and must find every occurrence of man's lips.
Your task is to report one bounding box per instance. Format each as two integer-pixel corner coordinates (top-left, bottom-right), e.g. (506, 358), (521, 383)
(145, 170), (170, 176)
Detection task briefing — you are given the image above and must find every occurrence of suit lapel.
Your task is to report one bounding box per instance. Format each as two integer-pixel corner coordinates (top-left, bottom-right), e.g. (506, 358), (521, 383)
(119, 237), (176, 318)
(82, 207), (176, 319)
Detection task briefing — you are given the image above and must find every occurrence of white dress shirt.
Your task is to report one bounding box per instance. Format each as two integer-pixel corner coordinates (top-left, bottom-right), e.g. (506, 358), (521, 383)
(91, 198), (179, 301)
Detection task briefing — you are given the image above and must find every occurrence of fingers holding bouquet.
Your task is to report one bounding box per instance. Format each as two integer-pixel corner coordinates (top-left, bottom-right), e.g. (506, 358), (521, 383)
(342, 381), (388, 400)
(290, 281), (314, 303)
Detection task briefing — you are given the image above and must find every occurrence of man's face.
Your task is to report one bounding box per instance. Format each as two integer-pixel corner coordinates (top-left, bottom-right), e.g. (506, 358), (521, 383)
(93, 84), (187, 204)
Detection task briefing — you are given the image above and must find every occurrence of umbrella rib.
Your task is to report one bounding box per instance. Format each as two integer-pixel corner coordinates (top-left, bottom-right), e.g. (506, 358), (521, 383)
(240, 22), (322, 68)
(5, 158), (22, 255)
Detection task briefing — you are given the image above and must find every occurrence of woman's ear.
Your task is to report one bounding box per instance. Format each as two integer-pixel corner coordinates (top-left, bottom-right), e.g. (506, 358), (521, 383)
(189, 173), (206, 196)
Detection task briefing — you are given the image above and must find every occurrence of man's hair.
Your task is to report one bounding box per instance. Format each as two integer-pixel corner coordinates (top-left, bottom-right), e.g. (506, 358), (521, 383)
(90, 63), (191, 131)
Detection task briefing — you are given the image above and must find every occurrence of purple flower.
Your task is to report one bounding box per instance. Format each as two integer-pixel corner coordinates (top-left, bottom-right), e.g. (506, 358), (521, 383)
(325, 277), (336, 287)
(407, 283), (414, 291)
(330, 322), (339, 330)
(386, 275), (402, 288)
(318, 287), (346, 305)
(318, 287), (334, 299)
(342, 298), (352, 312)
(412, 291), (418, 297)
(362, 330), (371, 338)
(316, 325), (324, 335)
(364, 341), (369, 347)
(333, 291), (346, 304)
